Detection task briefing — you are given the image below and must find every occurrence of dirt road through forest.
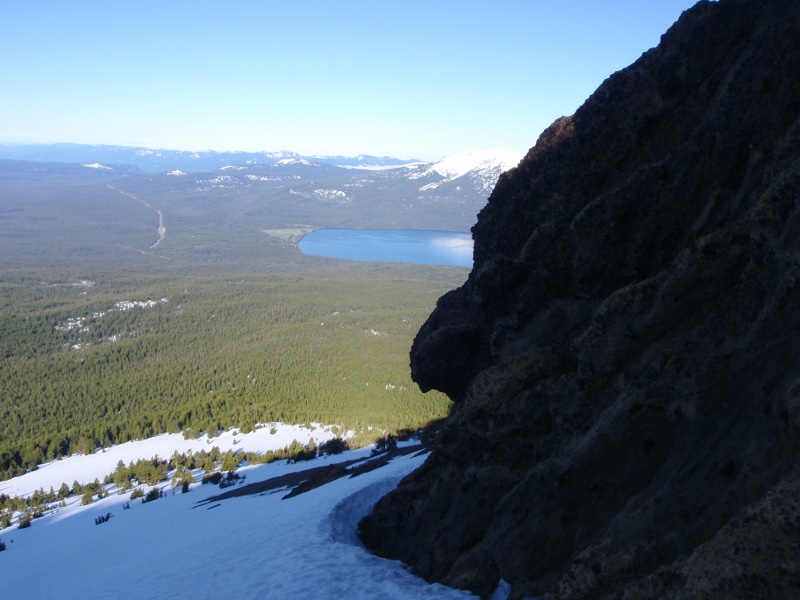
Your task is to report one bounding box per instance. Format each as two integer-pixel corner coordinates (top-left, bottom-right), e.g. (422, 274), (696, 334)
(106, 184), (165, 248)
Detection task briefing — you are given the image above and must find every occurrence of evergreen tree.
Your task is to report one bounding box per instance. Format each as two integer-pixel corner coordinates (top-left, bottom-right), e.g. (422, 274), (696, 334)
(17, 510), (32, 529)
(57, 482), (71, 500)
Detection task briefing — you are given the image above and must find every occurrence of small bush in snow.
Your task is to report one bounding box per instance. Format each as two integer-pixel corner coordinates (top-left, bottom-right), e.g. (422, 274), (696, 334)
(319, 437), (348, 456)
(218, 471), (243, 489)
(202, 471), (223, 485)
(371, 434), (397, 456)
(17, 512), (32, 529)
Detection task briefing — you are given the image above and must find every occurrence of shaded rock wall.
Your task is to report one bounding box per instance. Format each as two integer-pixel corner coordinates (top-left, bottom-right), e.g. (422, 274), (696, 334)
(359, 0), (800, 597)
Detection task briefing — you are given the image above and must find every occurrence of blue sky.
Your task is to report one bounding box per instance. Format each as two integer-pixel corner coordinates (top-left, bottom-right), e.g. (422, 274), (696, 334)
(1, 1), (702, 160)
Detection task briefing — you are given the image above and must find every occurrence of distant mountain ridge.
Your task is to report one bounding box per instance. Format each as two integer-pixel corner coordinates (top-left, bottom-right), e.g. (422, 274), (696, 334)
(0, 144), (523, 232)
(0, 144), (523, 231)
(0, 143), (421, 173)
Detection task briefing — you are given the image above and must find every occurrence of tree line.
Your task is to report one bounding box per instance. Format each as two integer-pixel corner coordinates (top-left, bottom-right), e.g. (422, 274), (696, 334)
(0, 434), (354, 529)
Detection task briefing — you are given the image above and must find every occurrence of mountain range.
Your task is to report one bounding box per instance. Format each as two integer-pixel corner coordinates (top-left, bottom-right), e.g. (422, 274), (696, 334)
(0, 143), (417, 173)
(0, 143), (521, 191)
(0, 144), (523, 232)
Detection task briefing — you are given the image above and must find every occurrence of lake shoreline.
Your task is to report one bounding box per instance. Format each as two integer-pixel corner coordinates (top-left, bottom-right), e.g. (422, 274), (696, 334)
(298, 228), (473, 267)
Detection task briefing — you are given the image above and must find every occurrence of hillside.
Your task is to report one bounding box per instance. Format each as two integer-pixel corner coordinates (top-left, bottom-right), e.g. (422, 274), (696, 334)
(360, 0), (800, 598)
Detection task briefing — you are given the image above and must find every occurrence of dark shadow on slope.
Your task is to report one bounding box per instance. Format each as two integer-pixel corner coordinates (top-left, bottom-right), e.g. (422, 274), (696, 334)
(194, 443), (424, 507)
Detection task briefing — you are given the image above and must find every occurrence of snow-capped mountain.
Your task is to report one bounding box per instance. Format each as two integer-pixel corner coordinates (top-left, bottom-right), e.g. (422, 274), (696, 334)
(419, 149), (521, 181)
(402, 149), (522, 194)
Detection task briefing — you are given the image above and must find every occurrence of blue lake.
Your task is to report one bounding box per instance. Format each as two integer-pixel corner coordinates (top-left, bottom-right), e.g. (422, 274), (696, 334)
(298, 228), (473, 267)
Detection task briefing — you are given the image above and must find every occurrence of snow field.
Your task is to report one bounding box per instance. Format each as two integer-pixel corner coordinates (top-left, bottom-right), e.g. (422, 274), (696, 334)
(0, 435), (484, 599)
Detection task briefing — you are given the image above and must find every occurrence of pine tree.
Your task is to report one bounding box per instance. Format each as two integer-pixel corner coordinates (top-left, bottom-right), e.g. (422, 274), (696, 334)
(58, 482), (71, 500)
(17, 510), (32, 529)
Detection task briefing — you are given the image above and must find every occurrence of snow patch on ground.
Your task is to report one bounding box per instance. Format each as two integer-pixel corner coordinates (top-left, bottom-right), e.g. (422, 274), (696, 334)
(276, 158), (313, 166)
(313, 188), (349, 203)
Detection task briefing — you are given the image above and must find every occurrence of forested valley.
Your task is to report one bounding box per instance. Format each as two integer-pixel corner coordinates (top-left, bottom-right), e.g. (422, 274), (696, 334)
(0, 161), (471, 480)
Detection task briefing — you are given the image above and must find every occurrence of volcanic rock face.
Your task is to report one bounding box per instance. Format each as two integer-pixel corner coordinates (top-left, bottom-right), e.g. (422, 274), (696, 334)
(359, 1), (800, 598)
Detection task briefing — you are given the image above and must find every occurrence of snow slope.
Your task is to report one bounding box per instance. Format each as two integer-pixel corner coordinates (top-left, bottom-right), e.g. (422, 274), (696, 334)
(0, 424), (341, 498)
(0, 433), (499, 599)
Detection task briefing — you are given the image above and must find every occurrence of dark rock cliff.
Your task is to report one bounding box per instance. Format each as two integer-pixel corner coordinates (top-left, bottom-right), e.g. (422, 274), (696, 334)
(359, 1), (800, 598)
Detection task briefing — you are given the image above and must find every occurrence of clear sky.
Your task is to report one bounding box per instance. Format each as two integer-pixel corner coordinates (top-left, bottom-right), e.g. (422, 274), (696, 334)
(0, 1), (703, 160)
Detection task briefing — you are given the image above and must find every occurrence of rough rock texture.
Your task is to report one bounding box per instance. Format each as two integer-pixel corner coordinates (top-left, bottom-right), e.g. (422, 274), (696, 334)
(359, 1), (800, 598)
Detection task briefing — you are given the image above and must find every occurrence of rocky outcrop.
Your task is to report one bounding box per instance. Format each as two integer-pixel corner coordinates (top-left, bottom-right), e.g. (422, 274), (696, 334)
(359, 1), (800, 598)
